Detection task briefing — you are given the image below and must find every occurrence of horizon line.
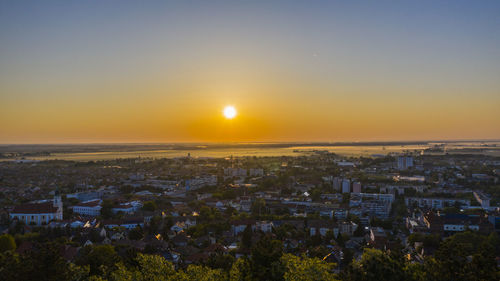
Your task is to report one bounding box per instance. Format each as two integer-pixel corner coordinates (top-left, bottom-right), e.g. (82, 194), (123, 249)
(1, 139), (499, 146)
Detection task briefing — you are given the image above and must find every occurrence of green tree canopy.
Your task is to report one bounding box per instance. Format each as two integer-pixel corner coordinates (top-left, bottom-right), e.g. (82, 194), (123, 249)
(0, 234), (16, 252)
(281, 254), (339, 281)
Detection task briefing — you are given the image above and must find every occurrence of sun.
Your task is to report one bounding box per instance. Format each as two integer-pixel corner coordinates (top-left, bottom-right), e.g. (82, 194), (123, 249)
(223, 105), (237, 119)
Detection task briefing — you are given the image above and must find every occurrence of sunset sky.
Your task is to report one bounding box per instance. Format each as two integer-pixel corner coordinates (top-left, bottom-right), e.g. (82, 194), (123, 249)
(1, 1), (499, 143)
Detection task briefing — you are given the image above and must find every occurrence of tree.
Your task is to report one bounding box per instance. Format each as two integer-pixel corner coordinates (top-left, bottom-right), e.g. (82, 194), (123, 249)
(241, 225), (253, 249)
(408, 233), (440, 248)
(230, 257), (252, 281)
(131, 253), (176, 281)
(1, 242), (90, 281)
(142, 201), (157, 212)
(281, 254), (339, 281)
(251, 235), (284, 281)
(224, 206), (238, 217)
(345, 248), (407, 281)
(101, 200), (114, 219)
(207, 253), (235, 272)
(108, 254), (227, 281)
(353, 226), (364, 237)
(76, 245), (120, 276)
(325, 230), (335, 243)
(184, 264), (227, 281)
(251, 198), (267, 216)
(431, 231), (499, 281)
(0, 251), (22, 281)
(129, 226), (144, 240)
(309, 233), (323, 247)
(0, 234), (16, 252)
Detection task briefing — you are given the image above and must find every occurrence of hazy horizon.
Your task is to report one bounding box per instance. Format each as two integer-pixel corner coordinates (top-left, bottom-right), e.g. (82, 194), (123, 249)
(1, 139), (500, 146)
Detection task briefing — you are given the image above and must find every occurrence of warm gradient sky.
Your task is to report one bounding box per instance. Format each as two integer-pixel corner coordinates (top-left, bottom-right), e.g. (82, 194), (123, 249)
(1, 1), (499, 143)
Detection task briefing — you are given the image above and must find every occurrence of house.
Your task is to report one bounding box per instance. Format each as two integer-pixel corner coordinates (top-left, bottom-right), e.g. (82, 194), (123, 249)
(283, 239), (299, 250)
(369, 227), (388, 250)
(112, 201), (143, 214)
(162, 251), (180, 263)
(323, 245), (344, 264)
(9, 191), (63, 226)
(103, 217), (144, 230)
(70, 220), (87, 228)
(171, 217), (197, 233)
(406, 215), (428, 234)
(339, 221), (358, 236)
(111, 232), (126, 240)
(204, 243), (227, 255)
(194, 235), (216, 247)
(424, 211), (494, 235)
(171, 222), (186, 233)
(308, 220), (338, 237)
(255, 221), (273, 233)
(230, 219), (256, 235)
(171, 233), (189, 247)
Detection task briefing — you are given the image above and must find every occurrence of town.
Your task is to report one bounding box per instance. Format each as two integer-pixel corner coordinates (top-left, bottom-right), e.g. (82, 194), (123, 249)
(1, 150), (499, 280)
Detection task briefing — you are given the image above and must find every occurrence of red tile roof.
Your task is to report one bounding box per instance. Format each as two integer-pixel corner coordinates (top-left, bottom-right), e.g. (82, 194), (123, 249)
(11, 202), (58, 214)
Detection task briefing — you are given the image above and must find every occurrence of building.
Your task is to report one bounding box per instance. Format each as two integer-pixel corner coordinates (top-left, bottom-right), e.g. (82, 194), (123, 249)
(424, 212), (493, 235)
(333, 177), (342, 191)
(112, 201), (143, 214)
(405, 197), (470, 210)
(10, 189), (63, 226)
(230, 219), (256, 235)
(186, 175), (217, 191)
(488, 215), (500, 233)
(406, 217), (429, 234)
(309, 220), (339, 237)
(339, 221), (358, 235)
(103, 217), (145, 230)
(473, 192), (491, 209)
(255, 221), (273, 233)
(397, 156), (414, 170)
(350, 193), (394, 219)
(72, 199), (102, 216)
(381, 185), (426, 195)
(352, 182), (362, 193)
(249, 168), (264, 177)
(224, 168), (247, 178)
(369, 227), (388, 249)
(66, 191), (103, 202)
(342, 179), (351, 193)
(350, 193), (394, 204)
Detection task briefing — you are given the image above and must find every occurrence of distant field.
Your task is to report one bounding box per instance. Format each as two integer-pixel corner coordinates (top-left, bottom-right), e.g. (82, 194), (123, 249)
(0, 141), (498, 161)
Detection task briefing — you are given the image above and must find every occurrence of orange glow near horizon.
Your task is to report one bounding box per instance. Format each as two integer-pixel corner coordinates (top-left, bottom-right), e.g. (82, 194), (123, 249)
(1, 2), (500, 144)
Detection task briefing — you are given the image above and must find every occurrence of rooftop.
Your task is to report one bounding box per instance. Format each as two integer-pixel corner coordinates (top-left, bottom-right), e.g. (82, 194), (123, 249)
(11, 202), (58, 214)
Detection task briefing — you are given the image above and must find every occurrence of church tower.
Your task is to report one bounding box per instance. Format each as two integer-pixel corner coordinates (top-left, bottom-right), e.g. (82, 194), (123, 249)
(53, 187), (63, 220)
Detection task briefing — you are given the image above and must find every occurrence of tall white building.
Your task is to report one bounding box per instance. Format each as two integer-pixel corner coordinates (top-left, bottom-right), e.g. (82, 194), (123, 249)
(342, 179), (351, 193)
(397, 156), (414, 170)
